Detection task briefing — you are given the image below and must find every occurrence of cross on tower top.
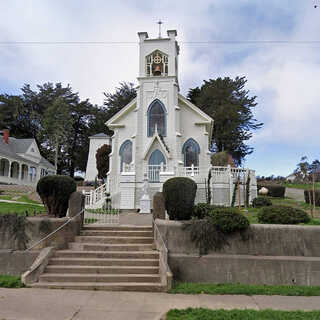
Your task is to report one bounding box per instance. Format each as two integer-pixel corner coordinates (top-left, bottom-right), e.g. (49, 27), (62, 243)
(157, 20), (163, 38)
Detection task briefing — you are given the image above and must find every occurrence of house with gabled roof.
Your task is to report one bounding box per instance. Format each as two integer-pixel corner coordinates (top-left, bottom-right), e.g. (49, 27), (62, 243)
(0, 129), (56, 186)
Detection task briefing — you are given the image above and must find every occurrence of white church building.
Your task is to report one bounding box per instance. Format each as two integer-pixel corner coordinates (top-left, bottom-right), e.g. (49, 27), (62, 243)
(105, 29), (214, 209)
(85, 29), (257, 210)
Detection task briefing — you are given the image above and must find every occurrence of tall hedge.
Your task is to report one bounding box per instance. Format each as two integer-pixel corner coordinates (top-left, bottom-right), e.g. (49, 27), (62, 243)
(304, 190), (320, 206)
(163, 177), (197, 220)
(36, 175), (77, 217)
(258, 184), (285, 198)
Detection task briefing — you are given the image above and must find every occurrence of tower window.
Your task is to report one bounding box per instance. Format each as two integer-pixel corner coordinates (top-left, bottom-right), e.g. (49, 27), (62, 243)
(146, 50), (168, 77)
(147, 99), (166, 137)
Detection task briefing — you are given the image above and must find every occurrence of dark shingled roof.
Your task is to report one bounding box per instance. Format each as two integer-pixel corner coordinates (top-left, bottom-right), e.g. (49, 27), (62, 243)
(0, 135), (55, 169)
(89, 133), (111, 138)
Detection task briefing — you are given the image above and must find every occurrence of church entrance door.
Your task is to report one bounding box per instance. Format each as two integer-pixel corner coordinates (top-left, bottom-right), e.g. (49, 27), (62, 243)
(148, 149), (166, 182)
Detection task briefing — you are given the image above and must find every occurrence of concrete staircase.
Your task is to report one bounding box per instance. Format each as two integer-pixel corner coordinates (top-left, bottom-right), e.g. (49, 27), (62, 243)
(32, 225), (167, 292)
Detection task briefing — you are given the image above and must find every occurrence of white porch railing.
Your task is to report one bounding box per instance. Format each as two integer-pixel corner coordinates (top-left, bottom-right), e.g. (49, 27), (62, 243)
(148, 164), (167, 182)
(84, 182), (108, 208)
(177, 164), (200, 177)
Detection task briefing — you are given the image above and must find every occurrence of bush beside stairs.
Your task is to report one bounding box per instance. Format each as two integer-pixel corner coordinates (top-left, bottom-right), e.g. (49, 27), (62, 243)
(31, 225), (168, 292)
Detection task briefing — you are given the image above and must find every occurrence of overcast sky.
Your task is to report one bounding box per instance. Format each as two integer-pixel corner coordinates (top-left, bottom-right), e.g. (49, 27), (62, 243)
(1, 0), (320, 177)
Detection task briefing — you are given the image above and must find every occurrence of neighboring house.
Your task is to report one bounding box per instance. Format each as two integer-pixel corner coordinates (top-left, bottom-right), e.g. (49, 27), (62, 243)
(286, 173), (296, 182)
(85, 133), (111, 182)
(105, 30), (214, 209)
(0, 129), (56, 186)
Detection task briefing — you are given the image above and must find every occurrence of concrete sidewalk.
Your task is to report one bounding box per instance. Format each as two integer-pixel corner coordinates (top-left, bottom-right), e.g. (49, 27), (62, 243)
(1, 288), (320, 320)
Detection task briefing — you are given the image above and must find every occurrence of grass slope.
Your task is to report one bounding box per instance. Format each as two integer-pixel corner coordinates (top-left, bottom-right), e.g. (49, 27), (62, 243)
(282, 182), (320, 190)
(166, 308), (320, 320)
(243, 197), (320, 224)
(170, 282), (320, 296)
(0, 202), (45, 215)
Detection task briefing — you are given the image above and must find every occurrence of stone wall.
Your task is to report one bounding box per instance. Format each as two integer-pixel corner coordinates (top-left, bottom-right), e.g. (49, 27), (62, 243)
(0, 215), (83, 251)
(155, 219), (320, 285)
(0, 191), (84, 250)
(0, 250), (38, 276)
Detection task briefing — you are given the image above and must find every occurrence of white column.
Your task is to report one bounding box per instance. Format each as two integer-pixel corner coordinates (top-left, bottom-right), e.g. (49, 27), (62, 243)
(18, 163), (22, 180)
(120, 172), (136, 209)
(7, 161), (11, 178)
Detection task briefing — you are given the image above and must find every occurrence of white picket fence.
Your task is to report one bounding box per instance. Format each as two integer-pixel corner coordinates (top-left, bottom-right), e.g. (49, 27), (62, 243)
(84, 208), (120, 225)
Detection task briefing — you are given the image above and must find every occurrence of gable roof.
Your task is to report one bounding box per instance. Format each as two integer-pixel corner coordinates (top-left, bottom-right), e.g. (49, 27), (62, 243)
(178, 94), (214, 143)
(89, 133), (111, 139)
(12, 138), (34, 153)
(0, 136), (55, 169)
(143, 133), (171, 160)
(106, 98), (137, 128)
(178, 94), (214, 123)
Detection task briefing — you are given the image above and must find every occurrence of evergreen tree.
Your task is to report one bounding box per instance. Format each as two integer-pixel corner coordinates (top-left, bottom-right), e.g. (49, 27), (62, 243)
(102, 82), (137, 135)
(188, 76), (263, 165)
(96, 144), (112, 179)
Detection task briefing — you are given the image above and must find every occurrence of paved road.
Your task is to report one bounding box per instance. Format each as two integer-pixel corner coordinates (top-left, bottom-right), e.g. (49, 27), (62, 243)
(285, 188), (305, 201)
(1, 288), (320, 320)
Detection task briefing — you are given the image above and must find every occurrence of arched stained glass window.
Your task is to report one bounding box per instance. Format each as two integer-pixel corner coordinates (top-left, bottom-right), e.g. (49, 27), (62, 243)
(182, 138), (200, 167)
(147, 99), (166, 137)
(119, 140), (132, 172)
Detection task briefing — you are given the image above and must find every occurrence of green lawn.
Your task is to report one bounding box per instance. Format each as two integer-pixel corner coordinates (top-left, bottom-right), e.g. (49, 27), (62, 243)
(170, 282), (320, 296)
(0, 194), (41, 204)
(0, 275), (24, 288)
(166, 308), (320, 320)
(242, 197), (320, 224)
(0, 195), (13, 200)
(282, 182), (320, 190)
(0, 202), (46, 215)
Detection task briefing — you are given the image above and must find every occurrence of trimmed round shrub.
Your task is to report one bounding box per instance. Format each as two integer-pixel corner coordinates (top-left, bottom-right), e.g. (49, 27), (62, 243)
(209, 207), (250, 233)
(252, 196), (272, 208)
(257, 205), (310, 224)
(163, 177), (197, 220)
(258, 184), (285, 198)
(304, 189), (320, 207)
(36, 175), (77, 217)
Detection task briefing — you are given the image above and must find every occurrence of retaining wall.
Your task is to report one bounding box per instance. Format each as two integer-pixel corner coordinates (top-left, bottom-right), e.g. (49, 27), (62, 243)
(155, 219), (320, 286)
(0, 215), (83, 251)
(0, 250), (38, 276)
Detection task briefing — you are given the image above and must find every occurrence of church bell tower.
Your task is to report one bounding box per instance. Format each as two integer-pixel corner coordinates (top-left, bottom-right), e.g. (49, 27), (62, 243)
(134, 28), (180, 184)
(137, 29), (179, 85)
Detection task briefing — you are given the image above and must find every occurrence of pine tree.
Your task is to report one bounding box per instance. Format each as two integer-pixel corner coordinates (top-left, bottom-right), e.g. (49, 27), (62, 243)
(188, 76), (263, 165)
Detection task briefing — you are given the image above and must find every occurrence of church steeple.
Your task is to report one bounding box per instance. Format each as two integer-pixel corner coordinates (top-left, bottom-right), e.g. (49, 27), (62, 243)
(137, 29), (179, 84)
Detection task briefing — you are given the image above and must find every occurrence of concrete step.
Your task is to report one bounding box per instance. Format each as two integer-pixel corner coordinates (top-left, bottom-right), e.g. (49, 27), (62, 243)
(54, 250), (159, 259)
(39, 273), (161, 283)
(31, 282), (166, 292)
(82, 226), (152, 232)
(69, 243), (154, 251)
(80, 230), (153, 237)
(45, 265), (159, 274)
(74, 236), (154, 244)
(49, 257), (159, 267)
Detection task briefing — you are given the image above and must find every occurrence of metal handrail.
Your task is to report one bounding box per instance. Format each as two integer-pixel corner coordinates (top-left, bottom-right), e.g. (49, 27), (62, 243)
(25, 208), (84, 251)
(152, 218), (169, 272)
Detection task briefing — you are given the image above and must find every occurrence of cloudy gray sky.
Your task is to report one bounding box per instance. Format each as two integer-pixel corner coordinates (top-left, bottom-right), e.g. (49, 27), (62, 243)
(1, 0), (320, 176)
